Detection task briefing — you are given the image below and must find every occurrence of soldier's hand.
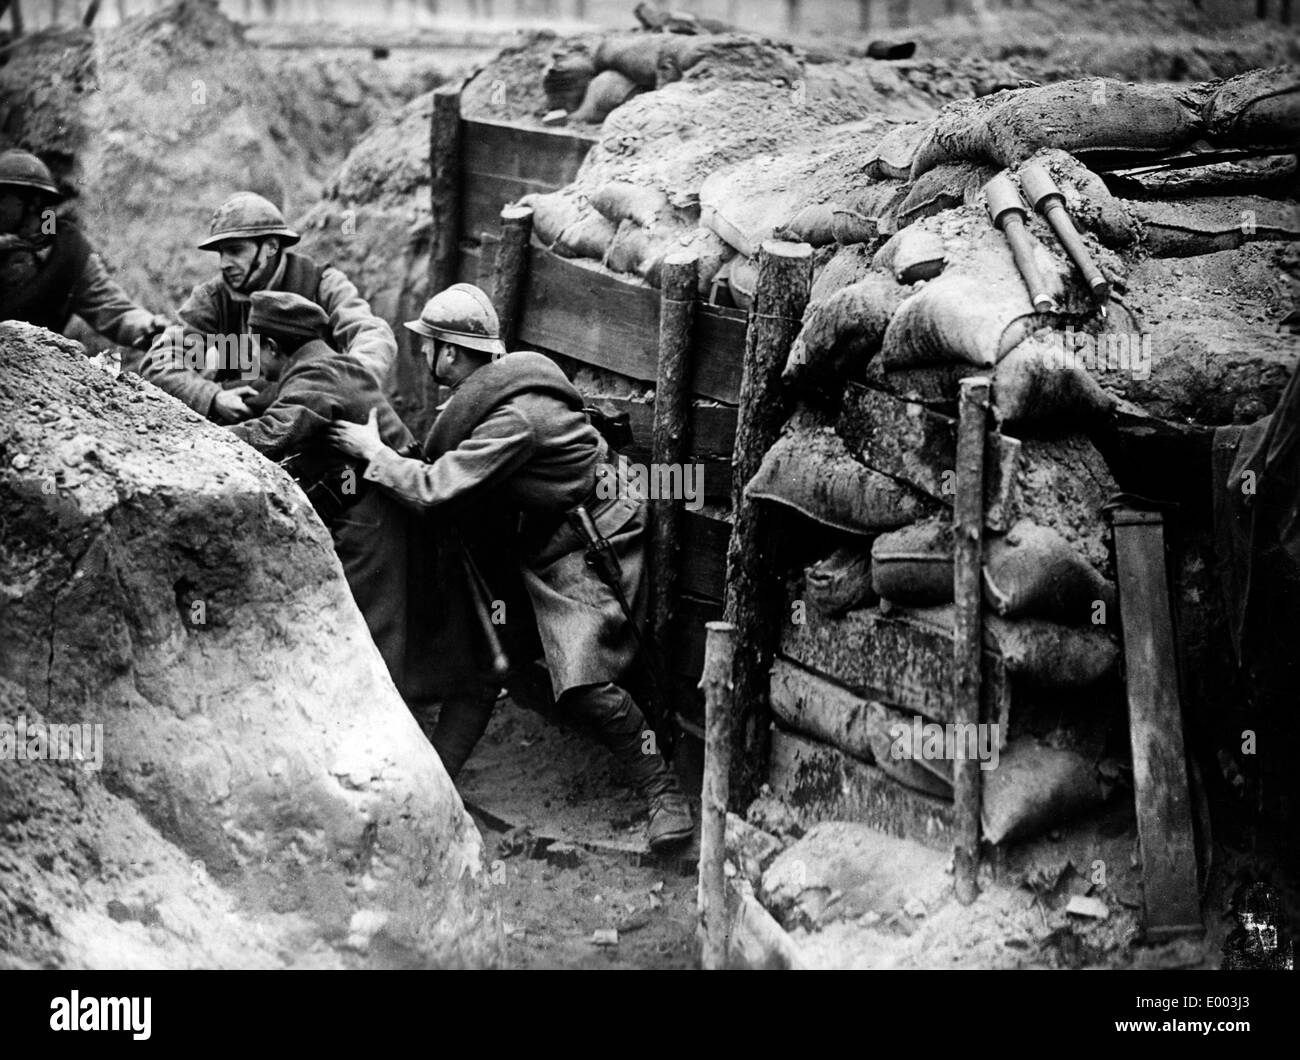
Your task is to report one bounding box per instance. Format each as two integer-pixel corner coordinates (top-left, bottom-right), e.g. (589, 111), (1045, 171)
(327, 408), (385, 461)
(212, 386), (258, 424)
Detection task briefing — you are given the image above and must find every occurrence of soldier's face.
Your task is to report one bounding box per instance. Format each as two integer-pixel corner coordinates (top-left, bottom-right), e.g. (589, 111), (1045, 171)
(218, 239), (259, 288)
(0, 189), (30, 233)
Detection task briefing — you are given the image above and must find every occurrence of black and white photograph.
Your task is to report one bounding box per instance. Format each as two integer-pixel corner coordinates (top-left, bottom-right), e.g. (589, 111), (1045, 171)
(0, 0), (1296, 1036)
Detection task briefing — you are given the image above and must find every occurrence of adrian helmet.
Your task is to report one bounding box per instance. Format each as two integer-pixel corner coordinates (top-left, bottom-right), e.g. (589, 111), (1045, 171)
(404, 283), (506, 357)
(198, 192), (300, 251)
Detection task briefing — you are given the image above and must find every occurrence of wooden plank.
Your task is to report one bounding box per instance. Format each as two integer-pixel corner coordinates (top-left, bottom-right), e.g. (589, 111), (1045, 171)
(462, 119), (596, 187)
(768, 728), (955, 851)
(779, 597), (1011, 737)
(1110, 507), (1203, 940)
(725, 878), (805, 970)
(460, 172), (561, 242)
(669, 594), (724, 679)
(583, 397), (737, 458)
(681, 509), (730, 602)
(517, 249), (746, 403)
(836, 383), (1022, 532)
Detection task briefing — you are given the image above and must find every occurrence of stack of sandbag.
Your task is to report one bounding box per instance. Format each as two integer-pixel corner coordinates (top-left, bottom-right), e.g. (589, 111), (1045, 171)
(519, 44), (951, 292)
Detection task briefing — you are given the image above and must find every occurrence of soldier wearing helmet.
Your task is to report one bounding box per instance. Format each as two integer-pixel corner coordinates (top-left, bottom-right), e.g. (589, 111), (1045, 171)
(142, 191), (396, 426)
(0, 148), (168, 350)
(329, 283), (695, 853)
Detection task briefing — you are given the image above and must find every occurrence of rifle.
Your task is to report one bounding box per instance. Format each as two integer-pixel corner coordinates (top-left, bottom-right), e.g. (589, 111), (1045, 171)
(566, 504), (678, 761)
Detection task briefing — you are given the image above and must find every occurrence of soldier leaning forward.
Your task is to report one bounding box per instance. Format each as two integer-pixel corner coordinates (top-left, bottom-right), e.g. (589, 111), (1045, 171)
(143, 192), (395, 427)
(229, 291), (429, 700)
(0, 149), (167, 349)
(329, 283), (695, 852)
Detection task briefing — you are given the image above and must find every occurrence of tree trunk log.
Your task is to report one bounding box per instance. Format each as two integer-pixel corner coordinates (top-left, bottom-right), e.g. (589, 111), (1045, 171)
(490, 204), (533, 351)
(651, 252), (698, 676)
(723, 240), (812, 805)
(953, 375), (989, 905)
(429, 84), (463, 298)
(698, 620), (736, 971)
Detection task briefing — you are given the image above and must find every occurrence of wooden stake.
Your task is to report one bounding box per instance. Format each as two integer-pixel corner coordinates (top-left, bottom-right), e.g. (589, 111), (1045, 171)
(651, 252), (699, 673)
(429, 83), (463, 297)
(699, 620), (736, 971)
(491, 204), (533, 351)
(953, 375), (989, 906)
(723, 240), (813, 805)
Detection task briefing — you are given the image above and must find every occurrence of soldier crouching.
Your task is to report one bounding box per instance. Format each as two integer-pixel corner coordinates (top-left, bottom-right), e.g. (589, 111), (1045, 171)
(328, 283), (695, 852)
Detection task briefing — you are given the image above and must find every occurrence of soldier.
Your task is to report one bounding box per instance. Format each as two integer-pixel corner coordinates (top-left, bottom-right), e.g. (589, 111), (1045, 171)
(0, 148), (168, 350)
(143, 192), (395, 427)
(230, 291), (425, 697)
(328, 283), (695, 852)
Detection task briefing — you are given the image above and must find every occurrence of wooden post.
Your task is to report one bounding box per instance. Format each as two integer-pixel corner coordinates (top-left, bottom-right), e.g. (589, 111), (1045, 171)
(952, 375), (989, 906)
(490, 204), (533, 351)
(651, 252), (699, 674)
(1110, 506), (1203, 940)
(82, 0), (102, 27)
(429, 83), (463, 298)
(7, 0), (23, 37)
(698, 620), (736, 971)
(723, 240), (813, 805)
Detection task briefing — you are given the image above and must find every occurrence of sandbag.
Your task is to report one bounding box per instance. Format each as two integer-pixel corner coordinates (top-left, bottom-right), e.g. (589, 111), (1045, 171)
(555, 211), (618, 260)
(543, 50), (596, 113)
(1204, 67), (1300, 149)
(699, 122), (890, 257)
(984, 520), (1115, 624)
(519, 189), (583, 248)
(981, 739), (1105, 845)
(746, 425), (940, 534)
(1127, 195), (1300, 258)
(873, 226), (947, 283)
(871, 517), (1114, 623)
(881, 272), (1047, 370)
(654, 33), (803, 87)
(809, 243), (878, 302)
(903, 605), (1120, 688)
(714, 253), (758, 309)
(784, 274), (907, 391)
(910, 79), (1205, 180)
(862, 329), (1117, 426)
(864, 702), (953, 800)
(865, 122), (926, 180)
(594, 33), (662, 87)
(590, 180), (670, 227)
(870, 517), (952, 606)
(989, 332), (1118, 426)
(896, 161), (996, 229)
(805, 547), (878, 617)
(571, 69), (641, 125)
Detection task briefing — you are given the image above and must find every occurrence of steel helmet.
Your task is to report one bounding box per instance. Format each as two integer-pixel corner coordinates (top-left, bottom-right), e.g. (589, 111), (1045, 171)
(0, 149), (60, 198)
(198, 192), (300, 251)
(404, 283), (506, 357)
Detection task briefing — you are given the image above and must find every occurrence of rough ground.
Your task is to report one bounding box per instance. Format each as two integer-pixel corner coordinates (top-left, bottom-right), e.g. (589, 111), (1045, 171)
(459, 699), (700, 969)
(0, 323), (497, 968)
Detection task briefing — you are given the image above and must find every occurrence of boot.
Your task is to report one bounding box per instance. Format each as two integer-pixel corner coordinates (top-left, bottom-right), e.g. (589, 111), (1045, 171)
(427, 680), (500, 781)
(560, 682), (695, 851)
